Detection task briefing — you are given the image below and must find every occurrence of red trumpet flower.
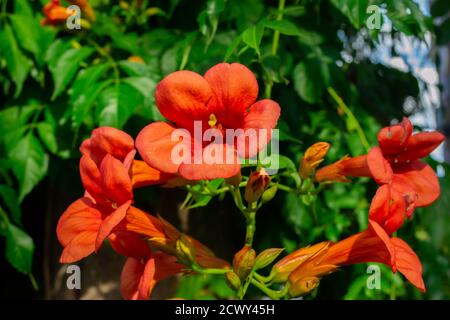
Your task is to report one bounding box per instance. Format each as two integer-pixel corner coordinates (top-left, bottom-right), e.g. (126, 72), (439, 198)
(136, 63), (281, 180)
(315, 118), (444, 234)
(57, 127), (169, 263)
(280, 220), (424, 297)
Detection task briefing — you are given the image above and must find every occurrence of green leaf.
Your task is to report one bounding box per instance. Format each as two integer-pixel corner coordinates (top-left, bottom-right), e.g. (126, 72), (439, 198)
(0, 24), (32, 97)
(122, 77), (158, 100)
(10, 14), (56, 65)
(5, 223), (34, 274)
(69, 63), (111, 128)
(387, 0), (431, 38)
(0, 105), (41, 152)
(293, 61), (322, 104)
(242, 23), (265, 55)
(224, 34), (242, 61)
(96, 83), (143, 128)
(0, 185), (22, 225)
(330, 0), (369, 29)
(264, 19), (302, 36)
(13, 0), (33, 17)
(189, 179), (224, 209)
(8, 133), (49, 202)
(36, 123), (58, 154)
(49, 47), (95, 100)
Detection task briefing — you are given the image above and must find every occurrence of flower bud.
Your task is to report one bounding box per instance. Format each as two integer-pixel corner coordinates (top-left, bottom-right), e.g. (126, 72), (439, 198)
(254, 248), (284, 270)
(299, 142), (330, 179)
(225, 271), (241, 291)
(288, 276), (320, 298)
(244, 169), (270, 203)
(261, 185), (278, 204)
(128, 55), (145, 63)
(233, 245), (256, 281)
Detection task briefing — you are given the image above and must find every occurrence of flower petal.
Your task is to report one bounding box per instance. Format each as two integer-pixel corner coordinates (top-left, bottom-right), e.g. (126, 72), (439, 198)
(60, 231), (98, 263)
(204, 63), (258, 126)
(57, 197), (102, 247)
(95, 200), (131, 251)
(136, 122), (187, 174)
(398, 131), (445, 162)
(391, 237), (425, 292)
(130, 160), (174, 188)
(378, 117), (413, 155)
(369, 185), (411, 235)
(120, 257), (151, 300)
(100, 154), (133, 204)
(236, 99), (281, 158)
(153, 252), (183, 280)
(178, 143), (241, 180)
(80, 126), (134, 165)
(79, 155), (105, 204)
(366, 147), (393, 184)
(108, 232), (151, 258)
(118, 206), (166, 240)
(393, 160), (440, 207)
(154, 70), (212, 128)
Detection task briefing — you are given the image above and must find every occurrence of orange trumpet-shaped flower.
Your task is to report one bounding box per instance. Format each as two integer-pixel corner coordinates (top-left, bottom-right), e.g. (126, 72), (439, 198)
(42, 0), (76, 26)
(57, 127), (170, 263)
(274, 220), (424, 297)
(136, 63), (281, 180)
(315, 118), (444, 234)
(299, 142), (330, 179)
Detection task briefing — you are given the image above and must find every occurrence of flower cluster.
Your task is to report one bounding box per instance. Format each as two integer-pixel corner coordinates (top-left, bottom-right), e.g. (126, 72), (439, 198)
(57, 62), (444, 299)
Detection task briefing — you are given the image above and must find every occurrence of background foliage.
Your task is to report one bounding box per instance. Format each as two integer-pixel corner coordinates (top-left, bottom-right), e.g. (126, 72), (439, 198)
(0, 0), (448, 299)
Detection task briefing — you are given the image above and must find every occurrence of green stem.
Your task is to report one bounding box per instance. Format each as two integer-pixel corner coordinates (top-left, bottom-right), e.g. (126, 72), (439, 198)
(265, 0), (286, 98)
(271, 0), (286, 56)
(327, 87), (370, 151)
(191, 264), (231, 275)
(250, 279), (288, 300)
(245, 209), (256, 246)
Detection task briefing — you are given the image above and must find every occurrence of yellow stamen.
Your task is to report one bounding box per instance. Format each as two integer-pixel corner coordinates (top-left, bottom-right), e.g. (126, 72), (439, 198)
(208, 113), (218, 128)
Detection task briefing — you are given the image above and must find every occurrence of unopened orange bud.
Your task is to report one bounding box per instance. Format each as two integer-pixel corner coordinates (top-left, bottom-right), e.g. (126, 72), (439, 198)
(288, 276), (320, 297)
(128, 55), (145, 63)
(225, 271), (241, 291)
(299, 142), (330, 179)
(244, 169), (270, 203)
(233, 245), (256, 281)
(271, 242), (330, 283)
